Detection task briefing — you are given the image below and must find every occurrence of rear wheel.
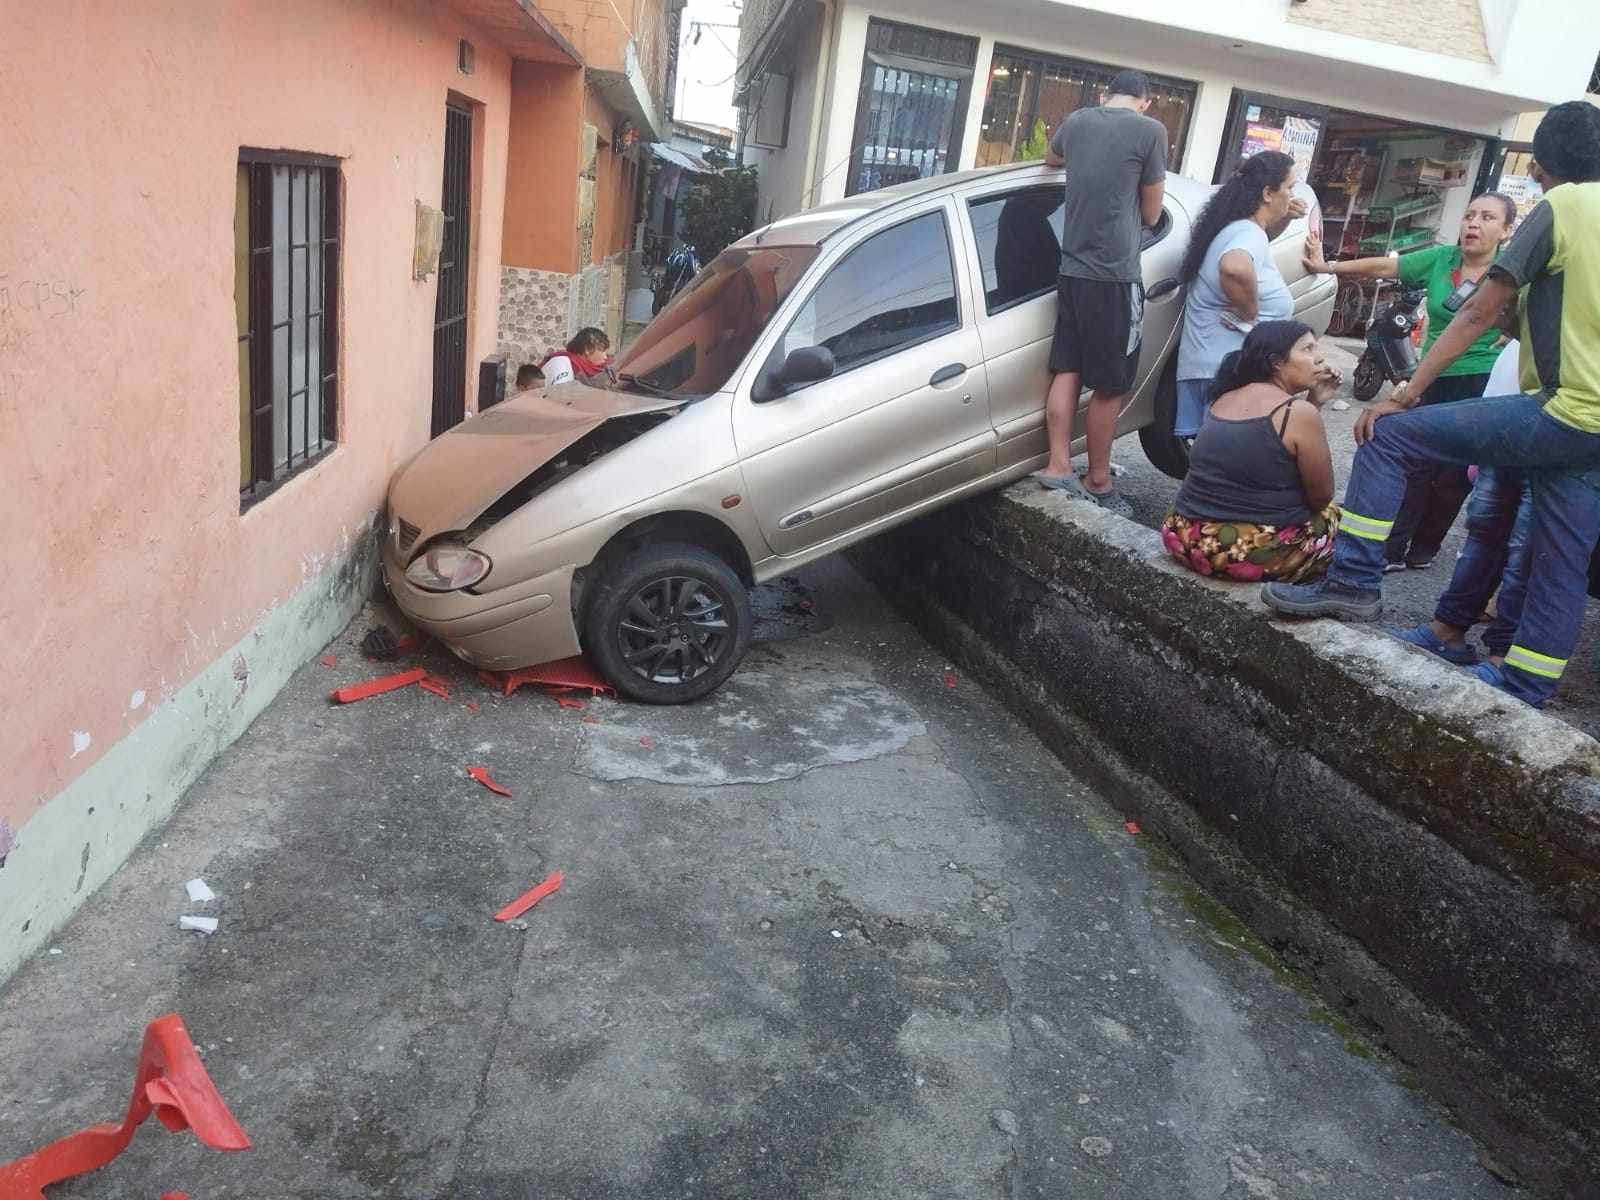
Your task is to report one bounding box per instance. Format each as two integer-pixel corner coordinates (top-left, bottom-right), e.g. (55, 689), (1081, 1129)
(583, 542), (752, 704)
(1138, 358), (1191, 480)
(1352, 353), (1384, 403)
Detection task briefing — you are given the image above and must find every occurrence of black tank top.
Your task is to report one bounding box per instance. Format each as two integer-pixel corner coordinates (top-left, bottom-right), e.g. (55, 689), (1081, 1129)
(1175, 398), (1312, 527)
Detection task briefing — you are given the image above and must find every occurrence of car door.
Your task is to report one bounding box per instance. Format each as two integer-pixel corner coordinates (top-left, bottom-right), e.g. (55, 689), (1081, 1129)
(959, 179), (1187, 470)
(732, 200), (994, 557)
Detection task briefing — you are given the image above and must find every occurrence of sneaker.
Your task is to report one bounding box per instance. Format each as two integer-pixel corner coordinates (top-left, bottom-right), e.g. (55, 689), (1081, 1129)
(1261, 579), (1382, 620)
(1386, 623), (1479, 666)
(1404, 556), (1435, 570)
(1382, 561), (1408, 574)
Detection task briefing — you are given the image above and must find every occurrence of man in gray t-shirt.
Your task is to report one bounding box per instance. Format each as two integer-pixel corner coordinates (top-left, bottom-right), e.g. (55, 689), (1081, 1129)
(1035, 69), (1168, 515)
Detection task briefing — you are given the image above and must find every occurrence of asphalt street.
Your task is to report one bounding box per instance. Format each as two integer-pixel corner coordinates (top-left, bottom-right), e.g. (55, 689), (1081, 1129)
(0, 557), (1513, 1198)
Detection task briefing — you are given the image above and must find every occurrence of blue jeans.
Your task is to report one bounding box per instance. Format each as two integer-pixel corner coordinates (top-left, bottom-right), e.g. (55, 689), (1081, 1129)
(1434, 469), (1533, 657)
(1175, 379), (1210, 439)
(1333, 393), (1600, 706)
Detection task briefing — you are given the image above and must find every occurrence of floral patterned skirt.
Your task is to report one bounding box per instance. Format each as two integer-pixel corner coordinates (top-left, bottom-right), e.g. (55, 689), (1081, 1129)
(1161, 505), (1341, 583)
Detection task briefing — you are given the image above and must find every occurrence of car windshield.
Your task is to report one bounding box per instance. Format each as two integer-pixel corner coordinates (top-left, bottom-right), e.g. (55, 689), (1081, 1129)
(613, 244), (819, 398)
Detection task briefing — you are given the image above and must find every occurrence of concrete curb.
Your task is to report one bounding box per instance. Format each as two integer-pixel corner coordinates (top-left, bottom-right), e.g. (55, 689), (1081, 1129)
(849, 481), (1600, 1196)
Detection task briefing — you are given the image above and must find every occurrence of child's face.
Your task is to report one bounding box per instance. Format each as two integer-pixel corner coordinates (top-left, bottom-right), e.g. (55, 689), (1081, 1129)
(583, 344), (610, 366)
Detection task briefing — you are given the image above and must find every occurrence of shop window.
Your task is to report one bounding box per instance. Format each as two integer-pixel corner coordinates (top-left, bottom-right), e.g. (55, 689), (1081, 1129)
(236, 150), (341, 509)
(780, 211), (959, 376)
(976, 49), (1196, 174)
(847, 19), (978, 197)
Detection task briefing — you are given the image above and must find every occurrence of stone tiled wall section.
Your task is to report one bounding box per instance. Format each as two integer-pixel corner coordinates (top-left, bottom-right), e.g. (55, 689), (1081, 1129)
(1288, 0), (1490, 62)
(497, 258), (630, 377)
(497, 266), (572, 377)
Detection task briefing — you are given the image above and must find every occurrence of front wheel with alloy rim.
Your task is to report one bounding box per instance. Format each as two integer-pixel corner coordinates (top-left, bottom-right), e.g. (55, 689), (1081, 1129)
(583, 542), (753, 704)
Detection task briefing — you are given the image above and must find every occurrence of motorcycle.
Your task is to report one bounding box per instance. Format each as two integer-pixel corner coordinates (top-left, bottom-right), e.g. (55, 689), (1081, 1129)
(1351, 283), (1428, 403)
(652, 243), (701, 315)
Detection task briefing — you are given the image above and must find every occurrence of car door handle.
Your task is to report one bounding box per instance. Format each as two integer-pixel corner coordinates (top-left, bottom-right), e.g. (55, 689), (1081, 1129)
(1147, 278), (1180, 301)
(929, 363), (967, 386)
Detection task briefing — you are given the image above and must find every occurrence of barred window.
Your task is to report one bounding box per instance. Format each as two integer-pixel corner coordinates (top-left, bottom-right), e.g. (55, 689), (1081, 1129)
(236, 150), (341, 509)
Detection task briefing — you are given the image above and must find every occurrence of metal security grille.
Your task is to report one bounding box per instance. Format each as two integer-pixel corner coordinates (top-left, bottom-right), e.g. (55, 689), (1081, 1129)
(846, 19), (977, 197)
(432, 103), (473, 437)
(238, 150), (341, 509)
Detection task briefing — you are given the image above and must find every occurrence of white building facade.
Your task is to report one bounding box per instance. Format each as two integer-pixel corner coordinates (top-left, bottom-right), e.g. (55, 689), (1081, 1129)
(737, 0), (1600, 248)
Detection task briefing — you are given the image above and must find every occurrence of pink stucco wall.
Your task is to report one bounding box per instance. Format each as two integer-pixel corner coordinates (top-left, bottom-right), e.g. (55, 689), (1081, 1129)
(0, 0), (513, 835)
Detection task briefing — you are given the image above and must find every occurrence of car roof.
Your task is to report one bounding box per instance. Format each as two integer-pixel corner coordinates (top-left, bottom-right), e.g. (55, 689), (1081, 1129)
(737, 164), (1215, 249)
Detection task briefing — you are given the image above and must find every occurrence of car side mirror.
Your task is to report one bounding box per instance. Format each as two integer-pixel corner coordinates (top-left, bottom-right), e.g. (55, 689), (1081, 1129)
(752, 345), (836, 403)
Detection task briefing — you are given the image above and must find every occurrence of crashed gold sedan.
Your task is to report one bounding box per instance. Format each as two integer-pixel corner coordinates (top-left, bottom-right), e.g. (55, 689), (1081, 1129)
(382, 165), (1331, 702)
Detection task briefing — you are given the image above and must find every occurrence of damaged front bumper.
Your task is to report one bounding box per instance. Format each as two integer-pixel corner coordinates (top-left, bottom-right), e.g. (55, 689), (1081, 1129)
(380, 535), (581, 670)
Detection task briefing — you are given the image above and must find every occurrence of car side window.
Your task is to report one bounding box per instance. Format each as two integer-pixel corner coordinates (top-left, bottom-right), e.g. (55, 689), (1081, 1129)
(780, 210), (959, 376)
(969, 187), (1175, 313)
(968, 186), (1063, 314)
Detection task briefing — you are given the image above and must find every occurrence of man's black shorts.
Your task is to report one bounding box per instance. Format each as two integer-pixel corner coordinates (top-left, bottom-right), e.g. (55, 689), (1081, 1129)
(1049, 276), (1144, 394)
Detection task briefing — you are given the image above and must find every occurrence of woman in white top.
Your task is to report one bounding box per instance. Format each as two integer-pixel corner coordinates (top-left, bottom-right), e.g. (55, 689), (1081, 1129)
(1174, 150), (1302, 438)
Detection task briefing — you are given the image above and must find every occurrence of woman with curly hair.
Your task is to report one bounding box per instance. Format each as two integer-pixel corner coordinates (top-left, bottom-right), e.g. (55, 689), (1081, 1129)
(1173, 150), (1302, 439)
(1163, 320), (1343, 582)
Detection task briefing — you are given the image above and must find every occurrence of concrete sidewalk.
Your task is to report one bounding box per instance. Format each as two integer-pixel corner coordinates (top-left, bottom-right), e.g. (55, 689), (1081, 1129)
(1113, 339), (1600, 742)
(0, 560), (1511, 1198)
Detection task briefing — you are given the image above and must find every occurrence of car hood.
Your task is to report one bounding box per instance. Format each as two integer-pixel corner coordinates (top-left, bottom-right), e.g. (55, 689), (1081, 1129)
(387, 383), (684, 550)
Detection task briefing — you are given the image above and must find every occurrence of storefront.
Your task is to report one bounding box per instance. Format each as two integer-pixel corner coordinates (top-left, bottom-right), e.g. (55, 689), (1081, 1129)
(976, 47), (1198, 174)
(1214, 90), (1499, 335)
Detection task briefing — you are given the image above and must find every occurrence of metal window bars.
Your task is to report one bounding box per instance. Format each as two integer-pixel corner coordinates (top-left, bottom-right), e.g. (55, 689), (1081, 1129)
(238, 149), (340, 510)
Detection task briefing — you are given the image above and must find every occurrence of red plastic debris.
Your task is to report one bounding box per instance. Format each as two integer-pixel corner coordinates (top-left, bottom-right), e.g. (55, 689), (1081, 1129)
(483, 656), (616, 698)
(944, 672), (958, 689)
(556, 697), (586, 710)
(0, 1013), (250, 1200)
(466, 766), (512, 797)
(640, 735), (655, 749)
(162, 1194), (190, 1200)
(581, 715), (601, 725)
(466, 702), (481, 713)
(329, 668), (426, 704)
(319, 654), (338, 668)
(419, 675), (452, 699)
(396, 635), (419, 652)
(1125, 821), (1142, 836)
(494, 871), (565, 921)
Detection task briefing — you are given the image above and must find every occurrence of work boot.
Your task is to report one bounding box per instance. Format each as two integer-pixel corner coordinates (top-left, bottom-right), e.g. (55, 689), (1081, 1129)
(1260, 579), (1381, 620)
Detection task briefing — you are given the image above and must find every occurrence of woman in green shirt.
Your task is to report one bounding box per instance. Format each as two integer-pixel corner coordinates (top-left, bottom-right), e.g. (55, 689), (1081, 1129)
(1303, 191), (1516, 569)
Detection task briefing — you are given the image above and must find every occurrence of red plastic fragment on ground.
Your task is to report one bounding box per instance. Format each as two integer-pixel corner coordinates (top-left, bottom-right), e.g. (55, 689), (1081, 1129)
(396, 635), (419, 652)
(556, 697), (586, 710)
(0, 1013), (250, 1200)
(1125, 821), (1142, 836)
(494, 871), (565, 921)
(466, 766), (512, 797)
(640, 735), (655, 749)
(162, 1193), (191, 1200)
(581, 715), (601, 725)
(466, 702), (481, 713)
(329, 668), (427, 704)
(944, 672), (958, 689)
(483, 656), (616, 698)
(319, 654), (338, 668)
(419, 675), (452, 699)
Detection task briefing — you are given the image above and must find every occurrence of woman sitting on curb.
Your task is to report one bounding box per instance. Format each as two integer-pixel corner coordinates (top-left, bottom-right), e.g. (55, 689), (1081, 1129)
(1162, 320), (1343, 581)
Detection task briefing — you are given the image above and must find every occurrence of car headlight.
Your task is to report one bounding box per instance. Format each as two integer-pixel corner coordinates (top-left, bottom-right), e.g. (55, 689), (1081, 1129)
(405, 542), (492, 592)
